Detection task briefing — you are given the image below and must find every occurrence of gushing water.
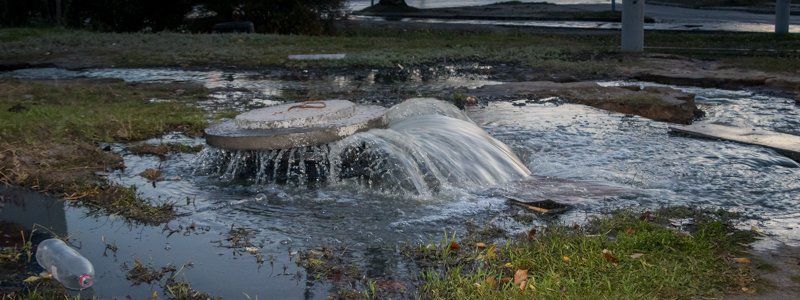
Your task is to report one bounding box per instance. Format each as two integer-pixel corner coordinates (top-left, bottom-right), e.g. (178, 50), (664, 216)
(195, 98), (531, 195)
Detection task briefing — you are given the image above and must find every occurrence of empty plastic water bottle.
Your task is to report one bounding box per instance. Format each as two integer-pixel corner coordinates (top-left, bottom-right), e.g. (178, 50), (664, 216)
(35, 239), (95, 290)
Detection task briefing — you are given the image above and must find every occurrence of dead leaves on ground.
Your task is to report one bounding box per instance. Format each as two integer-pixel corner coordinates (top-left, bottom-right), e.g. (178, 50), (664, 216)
(602, 249), (619, 265)
(513, 269), (529, 291)
(733, 257), (751, 264)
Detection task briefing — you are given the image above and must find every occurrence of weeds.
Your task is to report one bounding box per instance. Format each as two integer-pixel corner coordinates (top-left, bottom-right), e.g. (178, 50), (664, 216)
(123, 259), (178, 286)
(413, 208), (758, 299)
(70, 184), (176, 225)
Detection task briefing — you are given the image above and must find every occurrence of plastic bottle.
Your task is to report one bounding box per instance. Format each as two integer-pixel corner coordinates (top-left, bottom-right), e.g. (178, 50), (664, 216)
(35, 239), (95, 290)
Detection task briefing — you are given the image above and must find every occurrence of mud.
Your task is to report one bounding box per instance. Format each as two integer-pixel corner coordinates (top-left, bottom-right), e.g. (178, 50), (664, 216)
(471, 80), (700, 124)
(622, 55), (800, 99)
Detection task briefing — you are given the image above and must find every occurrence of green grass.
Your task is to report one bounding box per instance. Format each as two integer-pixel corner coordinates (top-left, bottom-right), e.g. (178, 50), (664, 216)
(413, 208), (756, 299)
(1, 27), (797, 74)
(0, 79), (208, 224)
(0, 79), (207, 142)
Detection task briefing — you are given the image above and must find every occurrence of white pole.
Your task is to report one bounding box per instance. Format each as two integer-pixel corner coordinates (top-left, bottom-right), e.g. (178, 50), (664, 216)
(776, 0), (790, 34)
(621, 0), (644, 52)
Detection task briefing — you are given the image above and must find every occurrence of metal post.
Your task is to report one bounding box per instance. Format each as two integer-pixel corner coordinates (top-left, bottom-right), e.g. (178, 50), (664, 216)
(612, 0), (616, 12)
(621, 0), (644, 52)
(776, 0), (790, 34)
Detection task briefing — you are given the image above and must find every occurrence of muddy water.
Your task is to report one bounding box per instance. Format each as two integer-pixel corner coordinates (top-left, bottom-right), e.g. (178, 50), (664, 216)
(2, 68), (799, 298)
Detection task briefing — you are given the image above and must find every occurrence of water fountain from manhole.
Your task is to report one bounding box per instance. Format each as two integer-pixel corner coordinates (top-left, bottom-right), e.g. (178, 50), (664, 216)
(199, 98), (532, 194)
(204, 99), (386, 184)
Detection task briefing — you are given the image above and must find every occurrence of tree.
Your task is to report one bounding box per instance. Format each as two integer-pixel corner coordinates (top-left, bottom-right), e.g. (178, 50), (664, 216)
(198, 0), (345, 34)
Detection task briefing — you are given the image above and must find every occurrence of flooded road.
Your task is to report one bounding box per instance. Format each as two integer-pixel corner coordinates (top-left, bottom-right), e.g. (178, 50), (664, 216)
(2, 68), (799, 298)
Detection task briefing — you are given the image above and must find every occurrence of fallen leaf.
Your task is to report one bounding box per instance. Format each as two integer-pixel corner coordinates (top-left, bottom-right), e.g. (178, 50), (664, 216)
(449, 241), (460, 251)
(602, 249), (619, 265)
(527, 228), (537, 240)
(500, 277), (512, 283)
(625, 227), (636, 235)
(23, 276), (40, 283)
(244, 246), (260, 254)
(484, 276), (497, 288)
(562, 255), (570, 263)
(513, 269), (528, 287)
(484, 245), (497, 260)
(630, 253), (644, 259)
(475, 242), (487, 249)
(734, 257), (751, 264)
(504, 262), (514, 268)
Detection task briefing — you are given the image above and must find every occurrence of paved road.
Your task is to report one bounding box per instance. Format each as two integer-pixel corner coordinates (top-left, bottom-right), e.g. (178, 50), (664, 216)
(350, 1), (799, 32)
(576, 3), (800, 26)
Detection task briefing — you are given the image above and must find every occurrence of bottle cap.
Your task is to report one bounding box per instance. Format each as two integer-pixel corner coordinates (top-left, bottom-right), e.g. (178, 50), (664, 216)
(78, 274), (94, 289)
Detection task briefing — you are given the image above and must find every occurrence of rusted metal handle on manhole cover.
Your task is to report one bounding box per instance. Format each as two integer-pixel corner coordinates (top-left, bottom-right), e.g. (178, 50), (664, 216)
(288, 101), (327, 111)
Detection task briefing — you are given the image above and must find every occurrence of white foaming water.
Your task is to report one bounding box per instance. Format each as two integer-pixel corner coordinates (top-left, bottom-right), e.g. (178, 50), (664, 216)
(196, 98), (531, 195)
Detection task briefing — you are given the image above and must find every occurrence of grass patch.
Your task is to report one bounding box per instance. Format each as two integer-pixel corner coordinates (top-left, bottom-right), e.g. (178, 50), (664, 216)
(73, 184), (175, 225)
(0, 79), (207, 142)
(164, 280), (218, 300)
(413, 208), (757, 299)
(0, 79), (208, 224)
(1, 27), (797, 75)
(0, 281), (72, 300)
(124, 259), (178, 286)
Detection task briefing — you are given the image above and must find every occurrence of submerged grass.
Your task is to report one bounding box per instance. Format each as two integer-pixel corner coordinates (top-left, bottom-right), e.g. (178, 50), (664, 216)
(413, 208), (757, 299)
(0, 79), (208, 224)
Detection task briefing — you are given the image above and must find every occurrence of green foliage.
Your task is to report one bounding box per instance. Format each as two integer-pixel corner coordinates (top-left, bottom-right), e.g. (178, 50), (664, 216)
(0, 0), (346, 34)
(199, 0), (345, 34)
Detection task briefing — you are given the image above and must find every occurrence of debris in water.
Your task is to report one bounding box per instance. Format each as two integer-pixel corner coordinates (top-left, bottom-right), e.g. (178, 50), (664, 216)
(507, 198), (571, 215)
(139, 168), (163, 181)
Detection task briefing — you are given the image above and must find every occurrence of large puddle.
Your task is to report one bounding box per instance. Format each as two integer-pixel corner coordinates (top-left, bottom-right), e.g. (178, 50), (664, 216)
(1, 68), (799, 298)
